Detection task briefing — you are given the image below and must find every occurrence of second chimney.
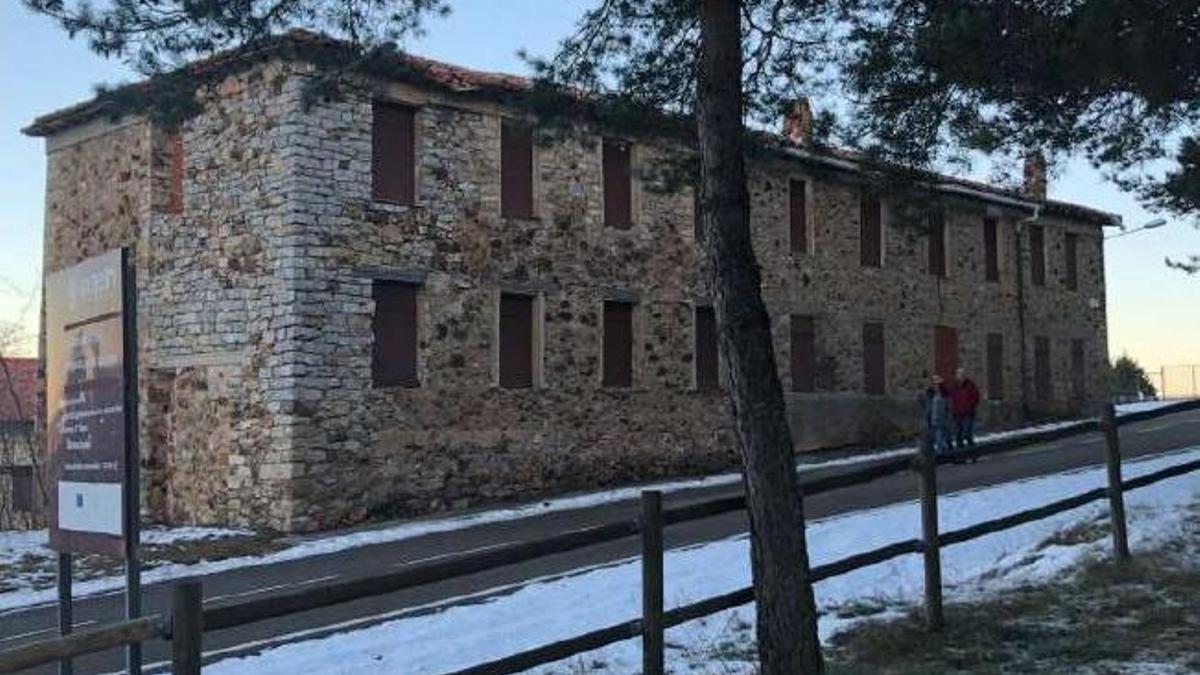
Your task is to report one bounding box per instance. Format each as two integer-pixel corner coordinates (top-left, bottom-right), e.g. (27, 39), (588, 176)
(783, 98), (814, 146)
(1023, 150), (1048, 201)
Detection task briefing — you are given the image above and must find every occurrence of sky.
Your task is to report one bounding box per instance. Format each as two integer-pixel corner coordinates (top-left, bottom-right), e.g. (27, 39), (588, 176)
(1, 1), (1196, 374)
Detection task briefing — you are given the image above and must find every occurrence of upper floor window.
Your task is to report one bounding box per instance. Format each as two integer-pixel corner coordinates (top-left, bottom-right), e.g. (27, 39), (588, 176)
(1064, 232), (1079, 291)
(789, 179), (809, 255)
(1029, 225), (1046, 287)
(372, 280), (420, 388)
(983, 216), (1000, 282)
(603, 139), (633, 229)
(928, 210), (947, 278)
(860, 191), (883, 268)
(501, 121), (535, 218)
(372, 101), (416, 205)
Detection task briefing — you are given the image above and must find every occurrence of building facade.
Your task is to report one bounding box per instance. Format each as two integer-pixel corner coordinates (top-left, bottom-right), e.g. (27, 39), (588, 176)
(26, 34), (1115, 532)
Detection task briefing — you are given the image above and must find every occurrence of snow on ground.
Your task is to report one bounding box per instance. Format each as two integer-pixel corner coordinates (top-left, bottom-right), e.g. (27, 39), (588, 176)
(0, 400), (1192, 613)
(1116, 400), (1184, 415)
(202, 446), (1200, 675)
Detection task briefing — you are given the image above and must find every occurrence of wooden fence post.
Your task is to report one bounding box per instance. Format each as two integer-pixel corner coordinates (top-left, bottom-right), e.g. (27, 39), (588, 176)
(917, 431), (944, 631)
(170, 579), (203, 675)
(1100, 404), (1131, 560)
(641, 490), (664, 675)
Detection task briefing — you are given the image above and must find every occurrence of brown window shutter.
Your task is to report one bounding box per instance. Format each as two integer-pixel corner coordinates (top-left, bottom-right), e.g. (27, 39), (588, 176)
(790, 314), (816, 392)
(860, 191), (882, 267)
(372, 102), (416, 205)
(372, 281), (419, 388)
(983, 217), (1000, 282)
(986, 333), (1004, 400)
(501, 121), (534, 218)
(603, 139), (632, 229)
(789, 179), (808, 254)
(1070, 338), (1085, 400)
(167, 131), (184, 215)
(862, 322), (886, 395)
(695, 306), (720, 391)
(1034, 335), (1051, 401)
(11, 465), (34, 512)
(602, 302), (634, 387)
(934, 325), (958, 382)
(1030, 225), (1046, 286)
(928, 211), (946, 277)
(1065, 233), (1079, 291)
(499, 293), (535, 388)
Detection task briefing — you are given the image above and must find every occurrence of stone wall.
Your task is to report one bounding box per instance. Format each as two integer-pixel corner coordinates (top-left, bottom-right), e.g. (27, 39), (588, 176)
(272, 66), (1109, 529)
(36, 57), (1110, 532)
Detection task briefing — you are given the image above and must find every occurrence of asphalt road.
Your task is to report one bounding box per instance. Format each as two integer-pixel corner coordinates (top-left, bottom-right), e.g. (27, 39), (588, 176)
(4, 407), (1200, 674)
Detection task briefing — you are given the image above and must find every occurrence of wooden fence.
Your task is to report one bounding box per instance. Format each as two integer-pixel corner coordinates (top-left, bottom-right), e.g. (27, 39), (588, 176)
(1, 399), (1198, 675)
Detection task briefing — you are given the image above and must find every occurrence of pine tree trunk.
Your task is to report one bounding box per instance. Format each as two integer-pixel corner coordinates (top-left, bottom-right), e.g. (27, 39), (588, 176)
(696, 1), (824, 673)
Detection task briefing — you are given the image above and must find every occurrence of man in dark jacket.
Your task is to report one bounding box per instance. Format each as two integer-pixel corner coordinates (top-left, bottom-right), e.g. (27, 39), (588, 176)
(950, 367), (981, 453)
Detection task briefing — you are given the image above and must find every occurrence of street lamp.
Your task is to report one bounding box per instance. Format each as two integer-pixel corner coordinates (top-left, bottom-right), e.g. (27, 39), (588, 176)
(1105, 218), (1167, 240)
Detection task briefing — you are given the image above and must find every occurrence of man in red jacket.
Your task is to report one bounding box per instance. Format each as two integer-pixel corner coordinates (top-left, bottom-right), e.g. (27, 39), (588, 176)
(950, 367), (981, 455)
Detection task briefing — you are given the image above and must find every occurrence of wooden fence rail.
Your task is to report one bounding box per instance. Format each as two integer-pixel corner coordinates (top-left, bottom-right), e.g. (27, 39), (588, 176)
(2, 400), (1197, 675)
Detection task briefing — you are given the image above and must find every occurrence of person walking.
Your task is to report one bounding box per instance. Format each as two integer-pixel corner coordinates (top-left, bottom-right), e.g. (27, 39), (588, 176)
(950, 367), (981, 459)
(921, 373), (952, 459)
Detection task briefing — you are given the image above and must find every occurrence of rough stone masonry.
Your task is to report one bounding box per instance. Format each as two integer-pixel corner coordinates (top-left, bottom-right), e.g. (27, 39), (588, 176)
(24, 33), (1117, 532)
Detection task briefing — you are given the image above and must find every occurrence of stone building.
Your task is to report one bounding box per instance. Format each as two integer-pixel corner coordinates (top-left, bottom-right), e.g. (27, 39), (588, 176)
(24, 33), (1117, 532)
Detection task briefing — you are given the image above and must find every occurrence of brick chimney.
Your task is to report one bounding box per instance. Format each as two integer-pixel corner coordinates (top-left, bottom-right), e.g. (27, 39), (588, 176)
(1023, 150), (1047, 201)
(783, 98), (814, 146)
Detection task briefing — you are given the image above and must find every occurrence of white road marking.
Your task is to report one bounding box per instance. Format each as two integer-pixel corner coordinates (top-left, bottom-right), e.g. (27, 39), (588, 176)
(0, 620), (96, 644)
(389, 541), (516, 568)
(203, 574), (341, 604)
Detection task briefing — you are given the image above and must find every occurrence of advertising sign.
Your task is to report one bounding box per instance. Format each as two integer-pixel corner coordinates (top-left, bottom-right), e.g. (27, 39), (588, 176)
(45, 249), (129, 557)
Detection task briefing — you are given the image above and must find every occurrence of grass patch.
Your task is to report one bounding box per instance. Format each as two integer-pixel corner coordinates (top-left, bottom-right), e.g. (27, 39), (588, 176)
(825, 546), (1200, 674)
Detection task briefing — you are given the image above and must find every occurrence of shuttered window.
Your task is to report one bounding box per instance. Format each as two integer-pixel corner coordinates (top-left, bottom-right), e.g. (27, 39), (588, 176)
(499, 294), (535, 389)
(934, 325), (958, 382)
(603, 139), (633, 229)
(372, 281), (419, 388)
(986, 333), (1004, 400)
(10, 465), (34, 513)
(928, 211), (947, 278)
(1064, 233), (1079, 291)
(1030, 225), (1046, 287)
(695, 306), (720, 391)
(1070, 338), (1085, 400)
(372, 101), (416, 205)
(501, 121), (534, 218)
(789, 179), (808, 254)
(693, 187), (704, 241)
(1034, 335), (1051, 401)
(790, 314), (816, 392)
(602, 302), (634, 388)
(167, 130), (184, 215)
(862, 322), (886, 395)
(984, 217), (1000, 282)
(860, 191), (882, 267)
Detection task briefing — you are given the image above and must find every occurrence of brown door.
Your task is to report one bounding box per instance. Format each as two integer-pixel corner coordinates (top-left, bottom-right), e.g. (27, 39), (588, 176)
(934, 325), (958, 382)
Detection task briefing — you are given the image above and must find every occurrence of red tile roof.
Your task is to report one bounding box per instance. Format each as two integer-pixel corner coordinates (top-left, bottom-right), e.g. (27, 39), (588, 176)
(22, 30), (1119, 226)
(0, 357), (38, 422)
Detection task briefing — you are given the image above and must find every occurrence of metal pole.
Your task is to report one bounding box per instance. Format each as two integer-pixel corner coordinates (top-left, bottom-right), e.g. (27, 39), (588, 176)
(1100, 404), (1131, 560)
(56, 552), (73, 675)
(917, 431), (944, 631)
(171, 580), (204, 675)
(640, 491), (664, 675)
(122, 248), (142, 675)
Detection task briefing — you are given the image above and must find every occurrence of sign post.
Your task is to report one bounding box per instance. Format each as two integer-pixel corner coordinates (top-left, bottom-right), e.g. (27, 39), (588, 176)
(44, 249), (141, 674)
